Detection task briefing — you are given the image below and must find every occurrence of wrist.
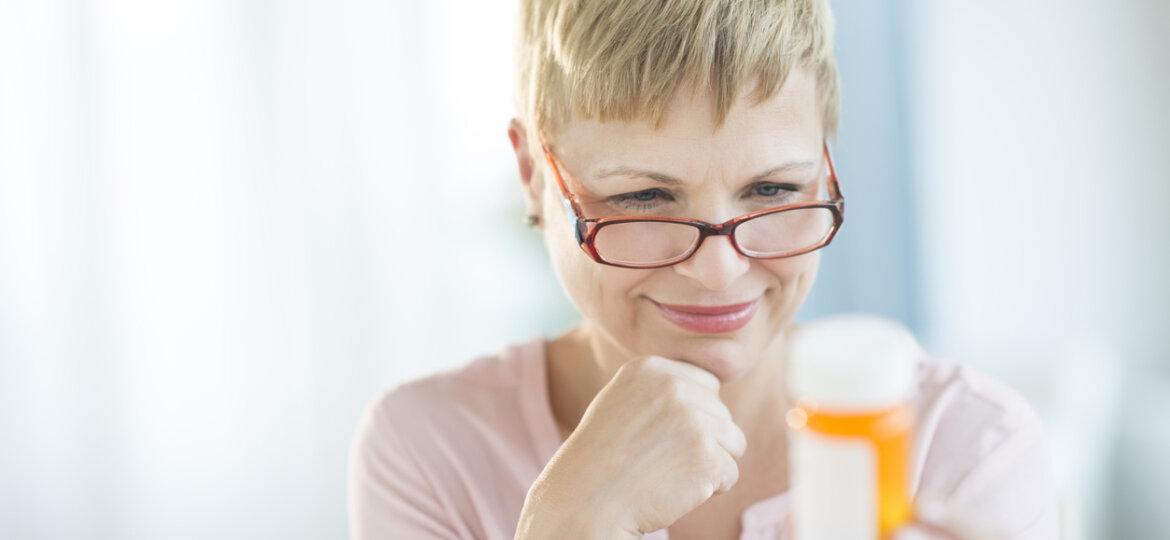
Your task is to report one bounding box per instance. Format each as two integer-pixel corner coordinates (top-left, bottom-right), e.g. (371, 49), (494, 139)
(515, 478), (639, 540)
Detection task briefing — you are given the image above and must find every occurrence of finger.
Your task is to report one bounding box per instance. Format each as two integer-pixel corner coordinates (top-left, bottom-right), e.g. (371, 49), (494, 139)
(915, 499), (1005, 540)
(688, 391), (734, 420)
(890, 526), (943, 540)
(652, 356), (721, 393)
(702, 412), (747, 459)
(711, 445), (740, 494)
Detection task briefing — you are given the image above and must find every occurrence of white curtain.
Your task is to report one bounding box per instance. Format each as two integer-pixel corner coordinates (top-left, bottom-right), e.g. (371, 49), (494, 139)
(0, 1), (576, 538)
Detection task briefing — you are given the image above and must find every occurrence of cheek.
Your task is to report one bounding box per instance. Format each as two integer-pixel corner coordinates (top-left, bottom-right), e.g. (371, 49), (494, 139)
(759, 252), (821, 313)
(542, 218), (651, 319)
(540, 182), (588, 290)
(540, 183), (657, 314)
(561, 260), (649, 309)
(761, 252), (820, 284)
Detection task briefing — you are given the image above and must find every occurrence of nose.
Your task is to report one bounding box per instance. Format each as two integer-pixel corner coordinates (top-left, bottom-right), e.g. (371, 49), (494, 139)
(672, 233), (751, 291)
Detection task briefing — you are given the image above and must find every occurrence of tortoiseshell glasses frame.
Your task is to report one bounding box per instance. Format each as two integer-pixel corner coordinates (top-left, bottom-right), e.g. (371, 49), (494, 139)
(539, 139), (846, 269)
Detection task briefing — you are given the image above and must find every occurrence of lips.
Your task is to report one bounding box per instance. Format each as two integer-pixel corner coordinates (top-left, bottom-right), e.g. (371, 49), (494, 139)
(651, 299), (760, 334)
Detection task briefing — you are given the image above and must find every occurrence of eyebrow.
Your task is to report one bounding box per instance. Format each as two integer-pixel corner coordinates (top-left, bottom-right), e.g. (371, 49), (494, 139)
(593, 160), (820, 186)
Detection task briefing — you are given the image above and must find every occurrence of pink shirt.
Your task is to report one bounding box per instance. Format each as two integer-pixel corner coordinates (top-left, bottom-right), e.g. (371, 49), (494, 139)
(348, 337), (1059, 539)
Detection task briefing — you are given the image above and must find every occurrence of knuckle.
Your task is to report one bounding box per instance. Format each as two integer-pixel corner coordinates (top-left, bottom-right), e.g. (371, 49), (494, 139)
(725, 459), (741, 485)
(690, 448), (719, 478)
(639, 355), (667, 373)
(624, 356), (669, 382)
(731, 423), (747, 453)
(720, 455), (739, 481)
(668, 409), (705, 445)
(617, 357), (648, 378)
(696, 444), (737, 491)
(682, 411), (708, 437)
(649, 374), (687, 406)
(712, 399), (733, 418)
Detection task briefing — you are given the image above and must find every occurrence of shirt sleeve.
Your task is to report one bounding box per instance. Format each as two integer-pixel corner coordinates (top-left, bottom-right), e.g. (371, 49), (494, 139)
(348, 395), (462, 540)
(947, 404), (1060, 540)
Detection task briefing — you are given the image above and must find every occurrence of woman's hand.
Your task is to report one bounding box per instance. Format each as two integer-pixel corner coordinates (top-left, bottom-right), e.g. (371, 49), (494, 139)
(514, 356), (747, 540)
(891, 499), (1007, 540)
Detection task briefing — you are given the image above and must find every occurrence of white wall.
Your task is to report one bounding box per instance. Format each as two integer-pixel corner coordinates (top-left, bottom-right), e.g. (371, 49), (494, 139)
(905, 0), (1170, 538)
(0, 1), (575, 539)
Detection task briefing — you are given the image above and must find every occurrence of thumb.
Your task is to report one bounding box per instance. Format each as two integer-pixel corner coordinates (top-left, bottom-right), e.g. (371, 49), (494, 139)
(905, 498), (1006, 540)
(890, 527), (946, 540)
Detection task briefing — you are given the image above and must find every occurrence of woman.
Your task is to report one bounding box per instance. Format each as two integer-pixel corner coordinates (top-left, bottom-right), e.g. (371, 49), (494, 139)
(349, 1), (1058, 539)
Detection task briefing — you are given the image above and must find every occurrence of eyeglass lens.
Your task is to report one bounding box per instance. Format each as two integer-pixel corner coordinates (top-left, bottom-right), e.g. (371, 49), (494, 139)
(592, 207), (835, 266)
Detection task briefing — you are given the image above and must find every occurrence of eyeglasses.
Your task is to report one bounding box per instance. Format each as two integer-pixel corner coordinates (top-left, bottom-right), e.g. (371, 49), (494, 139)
(539, 139), (845, 269)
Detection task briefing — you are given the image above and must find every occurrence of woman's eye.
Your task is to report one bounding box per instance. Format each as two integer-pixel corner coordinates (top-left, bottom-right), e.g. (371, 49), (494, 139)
(755, 184), (783, 197)
(608, 188), (673, 212)
(751, 182), (801, 200)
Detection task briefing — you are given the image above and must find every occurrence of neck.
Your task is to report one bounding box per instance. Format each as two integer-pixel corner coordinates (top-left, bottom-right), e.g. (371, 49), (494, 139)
(718, 330), (792, 434)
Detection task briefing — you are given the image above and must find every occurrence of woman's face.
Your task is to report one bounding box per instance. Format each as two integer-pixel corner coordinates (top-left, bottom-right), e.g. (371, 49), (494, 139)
(522, 68), (826, 383)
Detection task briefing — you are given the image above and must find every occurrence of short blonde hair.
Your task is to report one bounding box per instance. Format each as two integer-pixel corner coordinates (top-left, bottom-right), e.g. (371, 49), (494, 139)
(514, 0), (840, 137)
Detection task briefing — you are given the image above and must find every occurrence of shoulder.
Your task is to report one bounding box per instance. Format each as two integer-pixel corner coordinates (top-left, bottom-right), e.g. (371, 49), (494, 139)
(348, 338), (550, 539)
(356, 338), (544, 453)
(346, 341), (547, 540)
(914, 357), (1059, 537)
(351, 337), (552, 496)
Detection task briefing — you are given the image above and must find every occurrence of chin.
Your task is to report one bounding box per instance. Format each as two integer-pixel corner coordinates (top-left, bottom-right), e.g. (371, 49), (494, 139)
(653, 334), (762, 383)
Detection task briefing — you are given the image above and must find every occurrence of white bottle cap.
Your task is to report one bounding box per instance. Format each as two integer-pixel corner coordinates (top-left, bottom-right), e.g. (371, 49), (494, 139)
(788, 314), (918, 412)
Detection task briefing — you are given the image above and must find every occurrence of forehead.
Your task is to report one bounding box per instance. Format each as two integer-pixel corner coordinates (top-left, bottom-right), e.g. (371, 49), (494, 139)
(551, 68), (824, 176)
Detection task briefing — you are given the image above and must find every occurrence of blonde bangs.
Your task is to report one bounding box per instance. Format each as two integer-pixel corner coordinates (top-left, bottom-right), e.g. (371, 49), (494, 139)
(515, 0), (839, 137)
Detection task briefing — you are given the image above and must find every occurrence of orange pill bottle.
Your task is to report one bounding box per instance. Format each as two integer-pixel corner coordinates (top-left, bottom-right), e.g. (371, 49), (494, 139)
(786, 315), (917, 540)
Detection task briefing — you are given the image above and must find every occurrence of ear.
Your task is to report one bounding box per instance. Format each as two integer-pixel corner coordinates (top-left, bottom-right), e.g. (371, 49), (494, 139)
(508, 118), (543, 224)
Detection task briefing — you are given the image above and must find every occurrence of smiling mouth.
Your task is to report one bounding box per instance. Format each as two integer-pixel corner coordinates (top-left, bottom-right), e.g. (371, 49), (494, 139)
(650, 299), (760, 334)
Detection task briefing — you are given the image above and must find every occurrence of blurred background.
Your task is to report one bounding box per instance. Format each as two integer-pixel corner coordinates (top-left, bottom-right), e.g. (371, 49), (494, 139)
(1, 0), (1167, 538)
